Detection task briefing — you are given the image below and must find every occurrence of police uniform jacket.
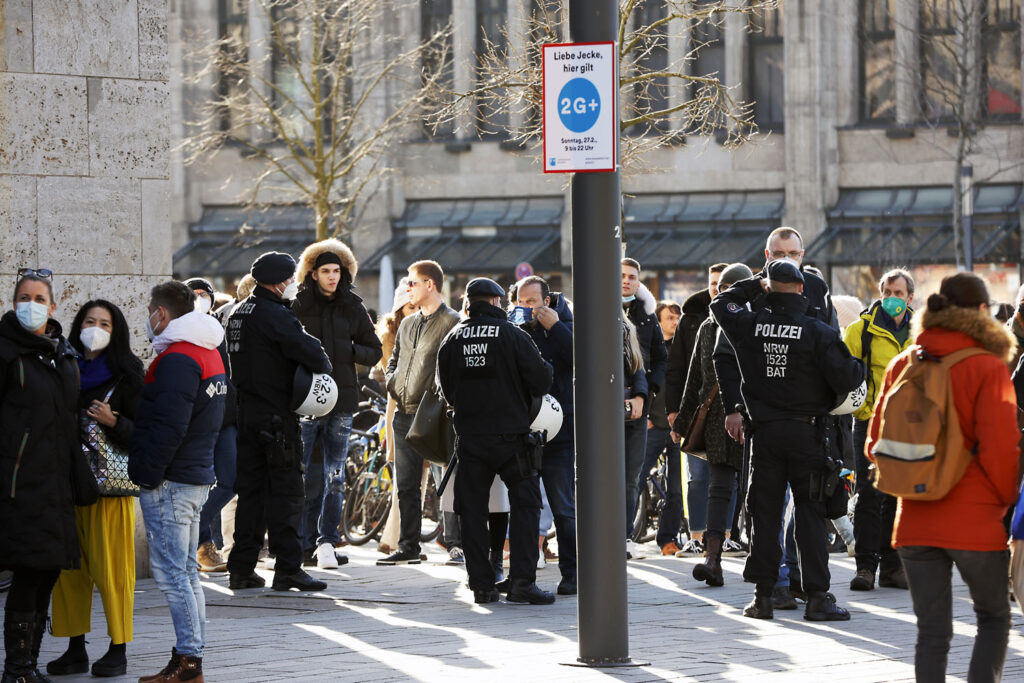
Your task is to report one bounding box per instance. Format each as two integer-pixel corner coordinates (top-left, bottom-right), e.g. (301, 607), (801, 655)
(437, 301), (552, 437)
(226, 285), (332, 418)
(709, 277), (864, 424)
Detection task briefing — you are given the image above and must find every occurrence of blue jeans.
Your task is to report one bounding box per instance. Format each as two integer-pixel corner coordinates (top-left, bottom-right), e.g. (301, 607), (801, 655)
(773, 488), (799, 589)
(686, 454), (710, 532)
(199, 425), (237, 545)
(139, 481), (211, 657)
(624, 420), (648, 537)
(541, 442), (577, 579)
(300, 413), (353, 547)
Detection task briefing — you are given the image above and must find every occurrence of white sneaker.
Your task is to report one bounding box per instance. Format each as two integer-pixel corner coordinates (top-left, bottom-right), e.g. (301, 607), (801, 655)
(625, 538), (635, 560)
(537, 554), (547, 569)
(315, 542), (339, 569)
(445, 546), (465, 566)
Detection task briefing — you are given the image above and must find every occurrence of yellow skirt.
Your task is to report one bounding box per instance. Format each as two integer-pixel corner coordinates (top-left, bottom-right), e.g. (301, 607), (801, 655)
(50, 496), (135, 643)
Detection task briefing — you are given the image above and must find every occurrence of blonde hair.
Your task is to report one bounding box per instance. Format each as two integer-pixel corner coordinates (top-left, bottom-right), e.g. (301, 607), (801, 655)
(622, 317), (644, 375)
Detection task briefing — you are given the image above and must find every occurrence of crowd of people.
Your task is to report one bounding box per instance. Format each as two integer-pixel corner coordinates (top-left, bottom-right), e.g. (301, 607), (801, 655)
(1, 226), (1023, 682)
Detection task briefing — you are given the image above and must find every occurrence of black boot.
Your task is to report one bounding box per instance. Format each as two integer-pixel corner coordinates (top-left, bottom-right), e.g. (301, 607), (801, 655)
(489, 549), (504, 585)
(272, 569), (327, 592)
(742, 594), (774, 620)
(804, 591), (850, 622)
(91, 642), (126, 678)
(692, 534), (724, 587)
(46, 634), (88, 676)
(3, 611), (37, 682)
(506, 579), (555, 605)
(28, 616), (51, 682)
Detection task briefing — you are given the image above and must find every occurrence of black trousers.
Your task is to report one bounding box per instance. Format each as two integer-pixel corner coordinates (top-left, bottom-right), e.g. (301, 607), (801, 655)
(454, 435), (542, 592)
(743, 420), (830, 596)
(5, 568), (60, 616)
(852, 418), (900, 574)
(228, 407), (305, 576)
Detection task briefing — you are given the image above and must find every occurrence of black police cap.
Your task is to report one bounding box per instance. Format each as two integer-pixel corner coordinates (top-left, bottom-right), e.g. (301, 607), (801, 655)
(765, 259), (805, 285)
(465, 277), (505, 298)
(251, 251), (296, 285)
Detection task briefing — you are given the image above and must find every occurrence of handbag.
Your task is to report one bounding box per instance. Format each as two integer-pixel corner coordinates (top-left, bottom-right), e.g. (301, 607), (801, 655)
(80, 384), (140, 497)
(405, 388), (454, 466)
(680, 382), (719, 457)
(70, 438), (100, 506)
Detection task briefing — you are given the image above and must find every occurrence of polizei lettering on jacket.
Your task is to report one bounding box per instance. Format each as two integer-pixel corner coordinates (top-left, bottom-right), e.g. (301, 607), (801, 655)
(452, 325), (500, 340)
(754, 323), (803, 340)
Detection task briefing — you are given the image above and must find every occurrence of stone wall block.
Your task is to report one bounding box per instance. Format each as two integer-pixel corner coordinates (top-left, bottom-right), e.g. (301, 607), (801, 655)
(89, 78), (170, 178)
(139, 0), (169, 80)
(0, 177), (37, 287)
(0, 74), (88, 174)
(37, 177), (142, 275)
(142, 179), (172, 274)
(0, 0), (33, 72)
(33, 0), (139, 78)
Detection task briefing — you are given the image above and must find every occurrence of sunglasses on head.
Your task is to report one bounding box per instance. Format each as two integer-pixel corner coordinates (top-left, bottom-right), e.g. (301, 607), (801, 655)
(17, 268), (53, 281)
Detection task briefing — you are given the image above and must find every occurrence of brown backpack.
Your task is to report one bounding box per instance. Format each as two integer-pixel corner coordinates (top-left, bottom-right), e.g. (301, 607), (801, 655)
(871, 345), (989, 501)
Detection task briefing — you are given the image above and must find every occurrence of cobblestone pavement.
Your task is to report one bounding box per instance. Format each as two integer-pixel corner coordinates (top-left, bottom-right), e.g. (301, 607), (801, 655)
(24, 542), (1024, 682)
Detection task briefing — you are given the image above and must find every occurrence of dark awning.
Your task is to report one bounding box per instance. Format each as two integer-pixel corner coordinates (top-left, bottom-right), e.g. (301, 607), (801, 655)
(173, 206), (315, 279)
(623, 191), (785, 269)
(805, 185), (1023, 266)
(362, 197), (564, 273)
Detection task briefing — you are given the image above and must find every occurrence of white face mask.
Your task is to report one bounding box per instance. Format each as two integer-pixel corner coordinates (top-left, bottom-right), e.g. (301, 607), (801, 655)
(16, 301), (49, 332)
(280, 282), (299, 301)
(79, 326), (111, 353)
(195, 296), (212, 314)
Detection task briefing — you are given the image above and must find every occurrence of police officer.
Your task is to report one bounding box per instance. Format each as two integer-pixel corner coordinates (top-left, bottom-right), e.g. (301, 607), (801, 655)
(226, 251), (333, 592)
(437, 278), (554, 605)
(710, 260), (864, 622)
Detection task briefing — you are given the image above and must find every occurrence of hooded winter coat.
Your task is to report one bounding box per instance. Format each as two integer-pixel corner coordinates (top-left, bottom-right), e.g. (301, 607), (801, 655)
(292, 239), (383, 414)
(663, 288), (710, 414)
(129, 312), (227, 489)
(520, 292), (574, 444)
(623, 283), (668, 395)
(0, 313), (81, 570)
(843, 300), (914, 421)
(868, 305), (1020, 551)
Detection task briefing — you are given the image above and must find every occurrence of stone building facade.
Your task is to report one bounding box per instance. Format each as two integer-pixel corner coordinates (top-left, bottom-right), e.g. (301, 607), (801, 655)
(169, 0), (1024, 306)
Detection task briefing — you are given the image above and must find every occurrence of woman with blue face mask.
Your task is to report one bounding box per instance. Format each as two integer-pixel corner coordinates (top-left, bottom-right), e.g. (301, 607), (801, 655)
(0, 270), (83, 682)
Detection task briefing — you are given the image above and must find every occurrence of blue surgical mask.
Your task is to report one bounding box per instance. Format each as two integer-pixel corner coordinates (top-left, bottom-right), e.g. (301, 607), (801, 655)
(16, 301), (49, 332)
(622, 295), (636, 303)
(508, 306), (532, 326)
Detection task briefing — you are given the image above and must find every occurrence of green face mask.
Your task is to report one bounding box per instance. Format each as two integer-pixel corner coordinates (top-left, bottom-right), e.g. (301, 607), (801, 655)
(881, 296), (906, 318)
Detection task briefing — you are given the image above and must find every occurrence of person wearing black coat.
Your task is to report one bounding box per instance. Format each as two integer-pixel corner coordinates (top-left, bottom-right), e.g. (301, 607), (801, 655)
(0, 273), (81, 682)
(47, 300), (144, 678)
(226, 252), (333, 594)
(292, 239), (383, 569)
(511, 276), (577, 594)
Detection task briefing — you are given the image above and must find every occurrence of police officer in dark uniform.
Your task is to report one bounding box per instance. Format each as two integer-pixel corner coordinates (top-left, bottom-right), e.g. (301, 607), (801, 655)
(437, 278), (554, 605)
(226, 251), (333, 592)
(710, 260), (864, 622)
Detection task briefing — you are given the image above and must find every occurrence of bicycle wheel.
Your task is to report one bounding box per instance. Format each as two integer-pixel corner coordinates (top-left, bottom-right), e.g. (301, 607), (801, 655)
(420, 475), (441, 543)
(636, 475), (661, 544)
(342, 460), (393, 546)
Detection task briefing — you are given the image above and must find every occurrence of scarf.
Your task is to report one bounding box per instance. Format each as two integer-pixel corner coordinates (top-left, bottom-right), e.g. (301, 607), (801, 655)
(79, 352), (114, 394)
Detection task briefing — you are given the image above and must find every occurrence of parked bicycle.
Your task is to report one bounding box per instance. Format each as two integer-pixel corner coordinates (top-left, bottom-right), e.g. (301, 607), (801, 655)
(342, 386), (392, 545)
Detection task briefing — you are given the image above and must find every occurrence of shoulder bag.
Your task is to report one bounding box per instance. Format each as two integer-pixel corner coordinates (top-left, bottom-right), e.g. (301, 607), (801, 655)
(80, 383), (140, 497)
(680, 382), (719, 457)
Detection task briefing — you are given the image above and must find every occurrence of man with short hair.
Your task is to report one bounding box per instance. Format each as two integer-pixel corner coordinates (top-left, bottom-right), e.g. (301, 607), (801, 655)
(292, 239), (383, 569)
(844, 268), (915, 592)
(130, 280), (227, 681)
(226, 251), (333, 594)
(381, 260), (462, 566)
(511, 275), (577, 594)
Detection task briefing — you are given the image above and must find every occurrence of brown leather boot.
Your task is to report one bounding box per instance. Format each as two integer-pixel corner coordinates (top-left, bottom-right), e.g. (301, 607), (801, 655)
(139, 649), (204, 682)
(692, 534), (724, 586)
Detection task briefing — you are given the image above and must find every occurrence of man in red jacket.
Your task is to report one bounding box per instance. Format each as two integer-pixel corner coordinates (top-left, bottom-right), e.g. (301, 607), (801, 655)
(868, 272), (1020, 683)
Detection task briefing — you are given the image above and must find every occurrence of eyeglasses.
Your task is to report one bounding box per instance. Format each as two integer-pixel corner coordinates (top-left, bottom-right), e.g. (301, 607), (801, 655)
(16, 268), (53, 281)
(769, 251), (802, 260)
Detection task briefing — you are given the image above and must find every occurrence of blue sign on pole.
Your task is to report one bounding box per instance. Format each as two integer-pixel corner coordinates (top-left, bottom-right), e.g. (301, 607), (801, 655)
(557, 78), (601, 133)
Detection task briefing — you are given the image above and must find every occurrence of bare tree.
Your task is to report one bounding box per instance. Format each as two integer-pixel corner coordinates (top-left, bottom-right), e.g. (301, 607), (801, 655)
(425, 0), (778, 170)
(184, 0), (450, 241)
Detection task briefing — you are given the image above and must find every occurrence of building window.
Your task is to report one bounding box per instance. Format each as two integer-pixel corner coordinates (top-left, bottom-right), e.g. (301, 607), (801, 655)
(919, 0), (958, 120)
(527, 0), (563, 131)
(631, 0), (670, 135)
(270, 2), (305, 139)
(476, 0), (509, 138)
(983, 0), (1022, 118)
(859, 0), (895, 122)
(748, 4), (784, 130)
(422, 0), (455, 139)
(689, 1), (726, 132)
(217, 0), (248, 131)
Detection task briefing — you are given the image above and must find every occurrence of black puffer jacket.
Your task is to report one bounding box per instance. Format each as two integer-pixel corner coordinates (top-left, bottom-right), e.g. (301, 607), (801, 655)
(663, 288), (710, 413)
(292, 283), (383, 415)
(79, 367), (141, 451)
(623, 284), (668, 394)
(0, 313), (81, 570)
(675, 317), (742, 470)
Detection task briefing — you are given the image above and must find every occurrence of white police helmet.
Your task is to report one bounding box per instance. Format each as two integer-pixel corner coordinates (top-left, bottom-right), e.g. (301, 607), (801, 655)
(530, 394), (563, 443)
(292, 366), (339, 418)
(830, 380), (867, 416)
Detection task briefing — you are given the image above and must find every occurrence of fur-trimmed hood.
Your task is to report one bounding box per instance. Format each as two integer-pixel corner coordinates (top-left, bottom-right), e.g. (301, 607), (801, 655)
(634, 282), (657, 316)
(296, 239), (358, 284)
(913, 305), (1017, 363)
